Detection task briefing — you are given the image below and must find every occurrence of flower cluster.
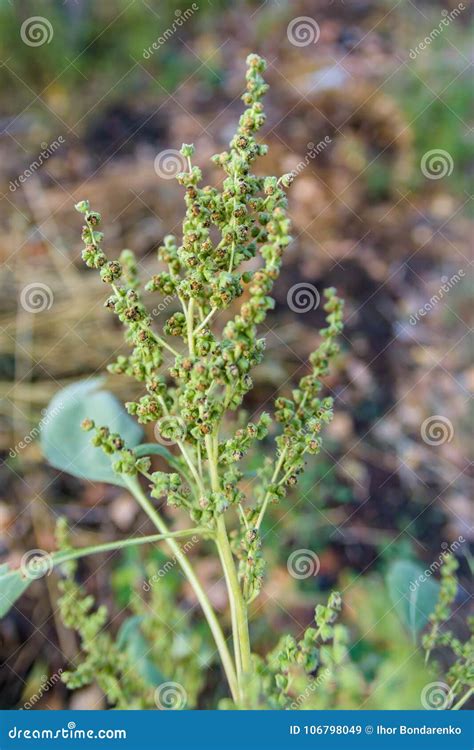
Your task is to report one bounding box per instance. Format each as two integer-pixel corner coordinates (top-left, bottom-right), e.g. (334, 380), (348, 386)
(422, 554), (473, 708)
(70, 53), (345, 708)
(243, 591), (345, 709)
(55, 519), (154, 708)
(75, 53), (342, 543)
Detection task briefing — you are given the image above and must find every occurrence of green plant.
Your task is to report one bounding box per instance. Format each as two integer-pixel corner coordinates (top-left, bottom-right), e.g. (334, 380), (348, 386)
(383, 554), (472, 711)
(422, 555), (473, 710)
(1, 54), (344, 709)
(0, 1), (228, 119)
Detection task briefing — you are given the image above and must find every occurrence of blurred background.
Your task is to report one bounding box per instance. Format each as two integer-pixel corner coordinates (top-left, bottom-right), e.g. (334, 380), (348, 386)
(0, 0), (472, 710)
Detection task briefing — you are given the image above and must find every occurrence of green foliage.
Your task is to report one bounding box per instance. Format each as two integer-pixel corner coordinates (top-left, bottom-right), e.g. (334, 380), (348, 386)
(0, 563), (32, 618)
(386, 559), (440, 640)
(0, 1), (228, 118)
(340, 573), (432, 710)
(19, 49), (469, 714)
(55, 520), (155, 708)
(54, 519), (210, 708)
(131, 566), (211, 708)
(40, 378), (143, 485)
(72, 52), (343, 591)
(389, 23), (473, 198)
(223, 592), (347, 710)
(116, 616), (165, 688)
(38, 53), (345, 709)
(422, 554), (473, 710)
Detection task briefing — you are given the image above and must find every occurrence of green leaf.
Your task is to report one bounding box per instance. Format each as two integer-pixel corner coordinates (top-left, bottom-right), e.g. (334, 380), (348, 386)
(40, 378), (143, 486)
(0, 564), (32, 618)
(386, 559), (440, 641)
(117, 615), (164, 686)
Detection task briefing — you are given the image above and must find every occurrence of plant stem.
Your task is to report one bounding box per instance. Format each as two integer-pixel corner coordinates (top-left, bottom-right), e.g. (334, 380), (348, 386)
(424, 623), (438, 665)
(177, 440), (205, 493)
(186, 298), (195, 355)
(124, 476), (239, 703)
(53, 529), (203, 566)
(215, 518), (242, 679)
(205, 434), (252, 701)
(255, 448), (286, 530)
(452, 687), (473, 710)
(156, 395), (205, 494)
(194, 308), (217, 335)
(204, 435), (241, 676)
(153, 333), (180, 358)
(216, 515), (252, 678)
(255, 392), (310, 530)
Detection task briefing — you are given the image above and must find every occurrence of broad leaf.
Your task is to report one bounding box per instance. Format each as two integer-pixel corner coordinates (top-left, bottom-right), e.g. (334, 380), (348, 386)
(0, 564), (32, 618)
(386, 559), (440, 641)
(40, 378), (143, 485)
(117, 615), (164, 686)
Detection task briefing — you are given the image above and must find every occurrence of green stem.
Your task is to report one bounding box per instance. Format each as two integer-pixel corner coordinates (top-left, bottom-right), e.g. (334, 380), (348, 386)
(205, 434), (252, 700)
(194, 308), (217, 335)
(216, 515), (252, 678)
(124, 476), (239, 703)
(452, 687), (473, 710)
(255, 448), (286, 530)
(156, 396), (204, 493)
(204, 435), (241, 676)
(177, 440), (205, 493)
(186, 298), (195, 355)
(255, 392), (310, 530)
(152, 332), (180, 358)
(227, 151), (238, 272)
(134, 443), (190, 479)
(53, 528), (204, 566)
(424, 623), (438, 665)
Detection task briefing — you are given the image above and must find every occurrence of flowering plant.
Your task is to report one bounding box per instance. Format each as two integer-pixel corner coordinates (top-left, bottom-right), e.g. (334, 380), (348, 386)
(2, 54), (345, 709)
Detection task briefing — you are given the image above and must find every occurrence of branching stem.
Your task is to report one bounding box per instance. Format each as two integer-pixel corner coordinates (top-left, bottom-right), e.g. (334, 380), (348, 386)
(124, 476), (239, 703)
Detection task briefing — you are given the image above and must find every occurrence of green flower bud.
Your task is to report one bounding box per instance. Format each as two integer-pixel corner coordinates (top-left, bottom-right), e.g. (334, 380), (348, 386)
(75, 199), (90, 214)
